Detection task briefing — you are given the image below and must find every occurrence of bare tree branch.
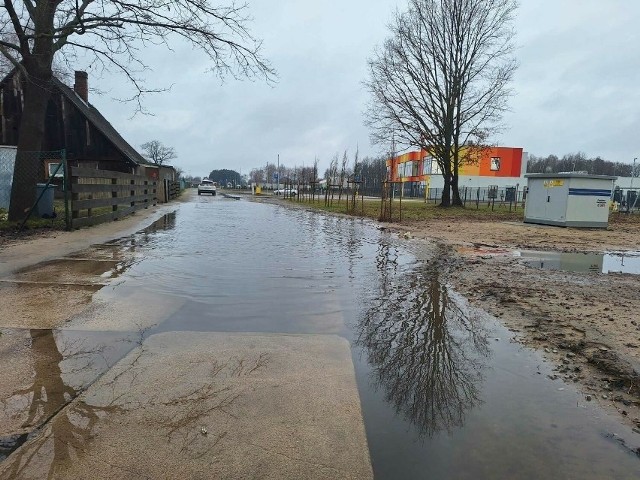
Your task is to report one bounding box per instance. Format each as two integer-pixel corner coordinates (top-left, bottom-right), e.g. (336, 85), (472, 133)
(141, 139), (177, 165)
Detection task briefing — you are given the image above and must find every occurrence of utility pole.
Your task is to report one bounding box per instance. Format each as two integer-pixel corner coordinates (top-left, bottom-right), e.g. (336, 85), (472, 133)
(630, 158), (638, 212)
(277, 154), (280, 192)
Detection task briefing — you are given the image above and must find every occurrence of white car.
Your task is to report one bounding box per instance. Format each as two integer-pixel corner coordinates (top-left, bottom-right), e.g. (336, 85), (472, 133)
(198, 179), (217, 196)
(274, 188), (297, 196)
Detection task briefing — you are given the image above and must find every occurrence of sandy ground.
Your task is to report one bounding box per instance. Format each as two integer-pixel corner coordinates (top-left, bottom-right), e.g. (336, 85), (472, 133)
(391, 217), (640, 431)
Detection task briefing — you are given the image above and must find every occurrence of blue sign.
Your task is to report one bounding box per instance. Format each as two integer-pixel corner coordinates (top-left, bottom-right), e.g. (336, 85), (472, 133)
(273, 173), (279, 181)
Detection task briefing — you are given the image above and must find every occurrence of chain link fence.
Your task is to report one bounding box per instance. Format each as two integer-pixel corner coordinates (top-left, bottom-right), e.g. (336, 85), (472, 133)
(0, 147), (17, 217)
(0, 149), (68, 230)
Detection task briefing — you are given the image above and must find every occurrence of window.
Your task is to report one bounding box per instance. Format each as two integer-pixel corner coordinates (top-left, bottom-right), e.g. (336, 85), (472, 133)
(423, 156), (432, 175)
(412, 161), (419, 176)
(47, 162), (64, 178)
(399, 162), (407, 178)
(428, 157), (441, 175)
(490, 157), (501, 171)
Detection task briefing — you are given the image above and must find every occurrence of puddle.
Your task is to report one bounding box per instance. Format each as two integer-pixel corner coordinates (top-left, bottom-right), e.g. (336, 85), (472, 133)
(458, 244), (640, 276)
(0, 433), (28, 463)
(356, 270), (489, 437)
(0, 283), (102, 329)
(10, 259), (124, 285)
(519, 250), (640, 275)
(0, 328), (142, 460)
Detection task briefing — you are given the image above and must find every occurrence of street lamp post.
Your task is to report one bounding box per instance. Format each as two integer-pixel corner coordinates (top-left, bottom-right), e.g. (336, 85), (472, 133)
(631, 158), (638, 211)
(277, 154), (280, 193)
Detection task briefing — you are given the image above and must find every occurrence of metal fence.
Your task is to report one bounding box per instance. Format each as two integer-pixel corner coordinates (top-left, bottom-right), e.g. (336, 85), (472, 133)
(0, 149), (67, 229)
(0, 146), (17, 212)
(611, 187), (640, 212)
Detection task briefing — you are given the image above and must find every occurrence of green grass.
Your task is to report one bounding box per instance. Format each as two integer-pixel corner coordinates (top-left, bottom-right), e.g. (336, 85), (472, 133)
(0, 200), (67, 232)
(286, 195), (525, 223)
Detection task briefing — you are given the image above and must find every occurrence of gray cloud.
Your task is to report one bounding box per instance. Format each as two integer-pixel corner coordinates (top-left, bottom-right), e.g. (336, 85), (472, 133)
(79, 0), (640, 176)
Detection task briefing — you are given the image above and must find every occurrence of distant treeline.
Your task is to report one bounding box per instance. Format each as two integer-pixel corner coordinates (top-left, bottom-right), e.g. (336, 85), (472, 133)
(208, 169), (242, 185)
(527, 153), (636, 176)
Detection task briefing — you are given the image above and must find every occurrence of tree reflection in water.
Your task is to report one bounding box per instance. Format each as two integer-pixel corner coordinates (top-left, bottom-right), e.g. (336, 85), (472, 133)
(0, 330), (121, 480)
(357, 245), (491, 437)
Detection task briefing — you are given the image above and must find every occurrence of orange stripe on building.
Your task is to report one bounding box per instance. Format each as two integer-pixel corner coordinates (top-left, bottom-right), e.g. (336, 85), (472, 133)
(387, 146), (523, 181)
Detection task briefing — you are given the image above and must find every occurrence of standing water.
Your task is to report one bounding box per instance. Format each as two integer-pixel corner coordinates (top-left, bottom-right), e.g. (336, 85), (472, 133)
(4, 196), (640, 478)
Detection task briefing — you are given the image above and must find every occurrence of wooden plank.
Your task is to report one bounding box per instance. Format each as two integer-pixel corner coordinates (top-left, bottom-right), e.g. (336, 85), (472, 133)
(70, 167), (137, 181)
(71, 212), (115, 228)
(72, 194), (154, 210)
(70, 202), (151, 229)
(71, 184), (153, 194)
(68, 167), (157, 229)
(70, 168), (154, 186)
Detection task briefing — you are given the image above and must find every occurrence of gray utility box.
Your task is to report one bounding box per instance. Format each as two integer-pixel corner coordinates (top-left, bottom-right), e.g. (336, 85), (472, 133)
(35, 183), (56, 218)
(524, 173), (616, 228)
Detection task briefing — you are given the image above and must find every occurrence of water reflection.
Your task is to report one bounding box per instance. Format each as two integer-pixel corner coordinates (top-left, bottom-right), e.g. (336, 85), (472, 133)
(358, 256), (490, 437)
(22, 331), (76, 426)
(0, 328), (139, 468)
(0, 392), (119, 480)
(520, 250), (640, 275)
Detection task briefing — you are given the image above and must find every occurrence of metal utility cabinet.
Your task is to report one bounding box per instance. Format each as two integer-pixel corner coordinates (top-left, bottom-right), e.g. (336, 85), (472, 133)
(524, 173), (616, 228)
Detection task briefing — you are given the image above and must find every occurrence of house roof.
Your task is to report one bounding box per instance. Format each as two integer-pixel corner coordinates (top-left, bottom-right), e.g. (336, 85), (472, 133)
(52, 77), (151, 167)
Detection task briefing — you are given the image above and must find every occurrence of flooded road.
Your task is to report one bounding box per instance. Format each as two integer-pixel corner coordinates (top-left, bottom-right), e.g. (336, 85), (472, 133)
(2, 195), (640, 478)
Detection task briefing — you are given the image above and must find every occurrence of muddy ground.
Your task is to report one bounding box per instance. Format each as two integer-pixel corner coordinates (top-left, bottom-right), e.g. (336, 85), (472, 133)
(389, 217), (640, 431)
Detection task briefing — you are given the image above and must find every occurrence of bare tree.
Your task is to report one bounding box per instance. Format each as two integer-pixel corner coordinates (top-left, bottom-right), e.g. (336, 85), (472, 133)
(365, 0), (517, 206)
(338, 149), (348, 203)
(248, 167), (264, 184)
(3, 0), (274, 220)
(141, 140), (177, 166)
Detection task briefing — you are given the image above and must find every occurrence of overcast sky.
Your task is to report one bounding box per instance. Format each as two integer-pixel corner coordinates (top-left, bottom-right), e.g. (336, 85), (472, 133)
(83, 0), (640, 177)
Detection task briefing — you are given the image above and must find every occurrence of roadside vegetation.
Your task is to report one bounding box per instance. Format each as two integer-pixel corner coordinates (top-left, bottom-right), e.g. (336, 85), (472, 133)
(280, 193), (640, 227)
(284, 196), (524, 223)
(0, 202), (66, 236)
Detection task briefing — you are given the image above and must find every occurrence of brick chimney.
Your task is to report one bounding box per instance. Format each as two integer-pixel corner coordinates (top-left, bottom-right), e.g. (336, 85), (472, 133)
(74, 71), (88, 103)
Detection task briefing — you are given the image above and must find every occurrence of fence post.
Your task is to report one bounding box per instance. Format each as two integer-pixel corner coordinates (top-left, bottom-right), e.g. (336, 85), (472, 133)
(399, 183), (402, 222)
(62, 150), (71, 230)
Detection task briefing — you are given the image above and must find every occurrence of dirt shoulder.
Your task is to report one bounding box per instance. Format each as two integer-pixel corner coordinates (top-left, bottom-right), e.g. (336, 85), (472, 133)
(393, 217), (640, 431)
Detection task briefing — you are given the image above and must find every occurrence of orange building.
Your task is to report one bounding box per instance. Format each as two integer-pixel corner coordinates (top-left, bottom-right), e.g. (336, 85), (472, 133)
(387, 146), (525, 183)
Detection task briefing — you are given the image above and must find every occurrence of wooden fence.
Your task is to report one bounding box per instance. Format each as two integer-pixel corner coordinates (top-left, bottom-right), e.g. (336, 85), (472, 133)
(69, 167), (157, 228)
(168, 180), (180, 201)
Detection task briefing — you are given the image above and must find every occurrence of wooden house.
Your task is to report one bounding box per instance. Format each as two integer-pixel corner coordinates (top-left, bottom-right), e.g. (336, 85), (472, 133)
(0, 69), (177, 203)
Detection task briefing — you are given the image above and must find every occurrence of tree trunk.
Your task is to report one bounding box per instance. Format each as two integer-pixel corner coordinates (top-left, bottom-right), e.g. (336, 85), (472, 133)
(8, 73), (54, 221)
(440, 173), (451, 207)
(7, 0), (58, 222)
(451, 174), (463, 206)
